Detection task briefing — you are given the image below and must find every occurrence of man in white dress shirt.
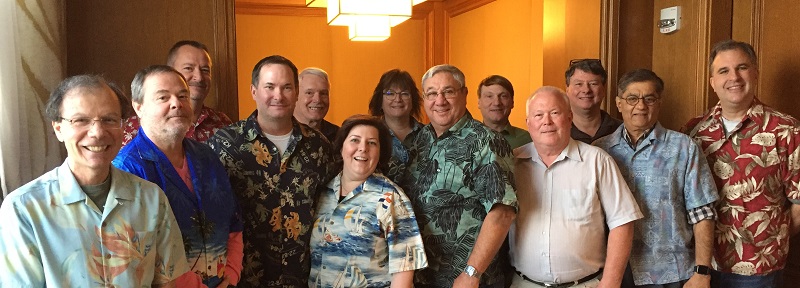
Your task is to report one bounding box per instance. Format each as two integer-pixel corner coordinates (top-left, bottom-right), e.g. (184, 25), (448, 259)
(510, 86), (642, 288)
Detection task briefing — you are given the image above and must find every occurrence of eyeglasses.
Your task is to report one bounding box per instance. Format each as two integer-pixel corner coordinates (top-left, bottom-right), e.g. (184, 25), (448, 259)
(619, 95), (660, 106)
(423, 88), (460, 101)
(569, 58), (602, 66)
(60, 116), (123, 130)
(383, 90), (412, 100)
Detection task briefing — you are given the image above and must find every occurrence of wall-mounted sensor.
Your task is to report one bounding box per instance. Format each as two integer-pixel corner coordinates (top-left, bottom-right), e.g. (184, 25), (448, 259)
(659, 6), (681, 34)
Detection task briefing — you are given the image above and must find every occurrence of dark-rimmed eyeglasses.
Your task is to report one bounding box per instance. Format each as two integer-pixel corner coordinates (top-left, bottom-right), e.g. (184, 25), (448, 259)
(59, 116), (123, 130)
(619, 95), (660, 106)
(423, 88), (460, 101)
(383, 90), (412, 100)
(569, 58), (602, 66)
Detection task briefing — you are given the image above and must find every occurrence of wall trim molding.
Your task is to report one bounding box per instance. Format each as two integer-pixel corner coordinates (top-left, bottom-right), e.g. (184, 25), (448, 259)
(215, 0), (240, 119)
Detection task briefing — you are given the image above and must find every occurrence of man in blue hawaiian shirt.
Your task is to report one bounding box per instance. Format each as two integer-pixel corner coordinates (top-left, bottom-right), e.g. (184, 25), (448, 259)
(113, 65), (244, 287)
(207, 55), (334, 288)
(594, 69), (718, 288)
(405, 64), (518, 288)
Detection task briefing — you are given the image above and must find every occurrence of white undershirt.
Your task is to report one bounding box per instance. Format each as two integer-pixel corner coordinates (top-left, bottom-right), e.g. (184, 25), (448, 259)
(264, 131), (293, 156)
(721, 117), (741, 137)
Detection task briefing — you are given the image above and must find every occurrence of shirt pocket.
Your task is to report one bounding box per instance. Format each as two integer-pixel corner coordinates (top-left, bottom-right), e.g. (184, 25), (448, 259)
(564, 187), (598, 224)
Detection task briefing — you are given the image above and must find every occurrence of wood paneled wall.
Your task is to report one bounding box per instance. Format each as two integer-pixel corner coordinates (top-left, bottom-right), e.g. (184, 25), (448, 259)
(66, 0), (238, 119)
(602, 0), (731, 130)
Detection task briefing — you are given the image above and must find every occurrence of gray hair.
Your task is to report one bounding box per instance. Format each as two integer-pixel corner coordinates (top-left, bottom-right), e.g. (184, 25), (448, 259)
(526, 86), (570, 117)
(299, 67), (330, 85)
(421, 64), (466, 88)
(45, 75), (131, 121)
(131, 65), (186, 104)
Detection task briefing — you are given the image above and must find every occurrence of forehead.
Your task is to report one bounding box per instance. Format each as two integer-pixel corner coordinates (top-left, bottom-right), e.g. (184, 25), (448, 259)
(529, 92), (568, 110)
(174, 45), (210, 64)
(623, 81), (658, 94)
(258, 64), (295, 84)
(480, 84), (509, 95)
(423, 72), (458, 88)
(299, 73), (329, 88)
(349, 124), (379, 136)
(711, 48), (753, 69)
(144, 71), (187, 90)
(569, 69), (604, 82)
(62, 86), (120, 114)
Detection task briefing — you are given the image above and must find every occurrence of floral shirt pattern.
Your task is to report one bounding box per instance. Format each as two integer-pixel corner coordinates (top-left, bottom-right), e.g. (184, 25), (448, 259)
(309, 173), (427, 288)
(0, 161), (188, 287)
(207, 111), (334, 287)
(683, 100), (800, 275)
(113, 129), (244, 286)
(383, 119), (423, 190)
(123, 105), (233, 145)
(405, 112), (518, 287)
(594, 123), (719, 284)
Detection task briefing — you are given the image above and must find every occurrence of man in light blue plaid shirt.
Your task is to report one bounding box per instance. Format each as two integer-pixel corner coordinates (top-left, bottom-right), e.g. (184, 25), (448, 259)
(594, 69), (718, 288)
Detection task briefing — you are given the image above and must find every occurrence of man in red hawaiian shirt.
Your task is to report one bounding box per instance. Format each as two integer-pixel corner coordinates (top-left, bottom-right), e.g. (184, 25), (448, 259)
(122, 40), (233, 145)
(683, 40), (800, 288)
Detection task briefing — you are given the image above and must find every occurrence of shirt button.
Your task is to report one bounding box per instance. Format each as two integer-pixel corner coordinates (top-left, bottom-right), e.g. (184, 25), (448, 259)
(329, 221), (334, 225)
(436, 168), (441, 172)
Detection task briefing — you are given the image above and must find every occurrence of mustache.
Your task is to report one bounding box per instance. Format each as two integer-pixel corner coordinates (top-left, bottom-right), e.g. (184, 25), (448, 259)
(188, 81), (207, 88)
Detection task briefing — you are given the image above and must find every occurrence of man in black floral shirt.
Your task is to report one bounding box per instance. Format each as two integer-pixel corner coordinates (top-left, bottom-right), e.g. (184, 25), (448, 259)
(406, 64), (518, 288)
(207, 55), (333, 288)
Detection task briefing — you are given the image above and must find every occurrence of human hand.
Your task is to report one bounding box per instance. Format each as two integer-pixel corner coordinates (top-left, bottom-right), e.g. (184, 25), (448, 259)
(683, 273), (710, 288)
(452, 273), (480, 288)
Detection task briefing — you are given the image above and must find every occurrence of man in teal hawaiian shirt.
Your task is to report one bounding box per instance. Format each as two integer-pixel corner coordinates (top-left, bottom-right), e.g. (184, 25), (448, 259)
(207, 55), (334, 288)
(0, 75), (188, 287)
(406, 64), (518, 288)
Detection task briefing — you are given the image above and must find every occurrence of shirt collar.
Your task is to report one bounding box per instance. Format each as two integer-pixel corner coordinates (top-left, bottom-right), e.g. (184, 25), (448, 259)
(515, 138), (582, 165)
(58, 161), (135, 206)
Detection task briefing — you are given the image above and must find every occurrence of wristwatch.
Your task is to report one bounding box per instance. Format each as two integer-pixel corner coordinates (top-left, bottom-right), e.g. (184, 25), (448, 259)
(694, 265), (711, 275)
(464, 265), (482, 279)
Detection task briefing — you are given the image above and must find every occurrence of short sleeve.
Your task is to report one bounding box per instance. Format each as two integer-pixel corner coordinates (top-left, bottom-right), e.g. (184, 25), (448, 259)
(380, 187), (428, 274)
(0, 199), (45, 287)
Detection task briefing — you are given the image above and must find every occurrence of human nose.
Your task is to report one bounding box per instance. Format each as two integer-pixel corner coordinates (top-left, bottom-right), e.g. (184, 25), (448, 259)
(170, 96), (185, 109)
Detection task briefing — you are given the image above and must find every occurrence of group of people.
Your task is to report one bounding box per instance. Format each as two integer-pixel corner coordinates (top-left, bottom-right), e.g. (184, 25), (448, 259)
(0, 38), (797, 288)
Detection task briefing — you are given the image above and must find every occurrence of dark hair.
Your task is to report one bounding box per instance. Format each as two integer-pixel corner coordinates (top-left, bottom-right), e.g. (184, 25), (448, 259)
(131, 65), (186, 104)
(708, 40), (758, 72)
(333, 115), (393, 173)
(617, 69), (665, 96)
(251, 55), (299, 88)
(166, 40), (210, 66)
(45, 75), (131, 121)
(478, 75), (514, 97)
(565, 59), (608, 85)
(368, 69), (422, 119)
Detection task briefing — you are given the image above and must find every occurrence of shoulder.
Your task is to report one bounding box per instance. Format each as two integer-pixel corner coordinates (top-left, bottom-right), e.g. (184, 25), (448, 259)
(4, 168), (60, 207)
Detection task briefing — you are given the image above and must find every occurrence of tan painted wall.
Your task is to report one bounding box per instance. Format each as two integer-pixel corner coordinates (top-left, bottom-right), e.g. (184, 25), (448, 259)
(235, 14), (426, 124)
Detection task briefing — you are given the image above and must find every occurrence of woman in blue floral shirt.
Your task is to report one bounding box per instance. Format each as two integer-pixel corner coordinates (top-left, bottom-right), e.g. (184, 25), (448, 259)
(309, 115), (427, 288)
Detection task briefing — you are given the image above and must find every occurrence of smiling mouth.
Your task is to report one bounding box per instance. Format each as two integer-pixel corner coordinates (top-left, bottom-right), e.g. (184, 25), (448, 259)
(84, 145), (109, 152)
(354, 156), (368, 161)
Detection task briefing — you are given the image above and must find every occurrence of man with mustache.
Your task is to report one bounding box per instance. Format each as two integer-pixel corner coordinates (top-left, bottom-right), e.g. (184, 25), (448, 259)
(294, 67), (339, 141)
(0, 75), (188, 287)
(594, 69), (718, 288)
(682, 40), (800, 288)
(122, 40), (233, 145)
(565, 59), (622, 144)
(114, 65), (243, 287)
(477, 75), (531, 149)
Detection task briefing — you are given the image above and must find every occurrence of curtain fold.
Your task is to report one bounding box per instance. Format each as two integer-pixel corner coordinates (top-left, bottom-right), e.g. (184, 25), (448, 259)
(0, 0), (66, 200)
